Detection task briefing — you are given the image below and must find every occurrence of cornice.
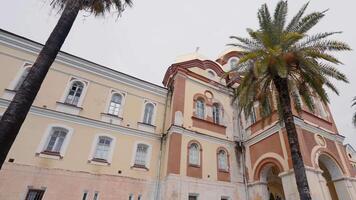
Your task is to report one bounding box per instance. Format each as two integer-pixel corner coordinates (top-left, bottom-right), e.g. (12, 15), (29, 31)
(168, 125), (235, 146)
(244, 116), (345, 146)
(0, 99), (161, 140)
(0, 29), (167, 98)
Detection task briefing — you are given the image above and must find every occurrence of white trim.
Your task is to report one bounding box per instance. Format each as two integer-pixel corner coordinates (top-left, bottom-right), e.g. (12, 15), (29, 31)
(130, 141), (152, 169)
(36, 124), (74, 158)
(0, 99), (160, 140)
(7, 61), (32, 90)
(88, 133), (116, 164)
(59, 77), (89, 107)
(140, 100), (157, 126)
(104, 89), (127, 118)
(0, 30), (167, 97)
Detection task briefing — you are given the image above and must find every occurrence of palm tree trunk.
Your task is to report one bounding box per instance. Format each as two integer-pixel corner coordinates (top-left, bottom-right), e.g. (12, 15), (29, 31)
(0, 2), (80, 169)
(273, 76), (312, 200)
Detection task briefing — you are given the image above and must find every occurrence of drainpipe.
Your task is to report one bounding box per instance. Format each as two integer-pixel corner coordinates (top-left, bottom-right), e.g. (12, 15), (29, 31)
(154, 89), (171, 200)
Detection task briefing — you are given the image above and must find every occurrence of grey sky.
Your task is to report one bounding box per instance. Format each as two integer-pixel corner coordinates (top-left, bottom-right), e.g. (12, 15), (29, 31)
(0, 0), (355, 147)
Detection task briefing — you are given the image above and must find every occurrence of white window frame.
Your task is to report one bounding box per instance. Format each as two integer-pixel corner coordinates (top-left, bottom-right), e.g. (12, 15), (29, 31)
(188, 142), (201, 166)
(140, 100), (157, 126)
(212, 103), (223, 124)
(105, 89), (126, 117)
(7, 62), (32, 91)
(88, 134), (116, 164)
(227, 57), (239, 70)
(36, 124), (74, 159)
(131, 141), (152, 169)
(195, 98), (205, 119)
(217, 149), (229, 171)
(59, 77), (89, 107)
(93, 191), (99, 200)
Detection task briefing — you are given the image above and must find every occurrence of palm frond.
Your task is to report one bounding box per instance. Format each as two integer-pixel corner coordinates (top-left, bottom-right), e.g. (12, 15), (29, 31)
(286, 2), (309, 32)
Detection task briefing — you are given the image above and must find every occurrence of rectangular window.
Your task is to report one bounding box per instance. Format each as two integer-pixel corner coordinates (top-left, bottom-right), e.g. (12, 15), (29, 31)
(25, 189), (45, 200)
(93, 191), (99, 200)
(221, 197), (230, 200)
(45, 128), (67, 153)
(138, 194), (142, 200)
(188, 194), (198, 200)
(82, 191), (88, 200)
(94, 137), (111, 160)
(134, 144), (149, 166)
(128, 194), (134, 200)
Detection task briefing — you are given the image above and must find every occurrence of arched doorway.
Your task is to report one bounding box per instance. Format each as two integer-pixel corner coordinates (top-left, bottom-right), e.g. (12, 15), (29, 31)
(318, 154), (343, 200)
(260, 164), (285, 200)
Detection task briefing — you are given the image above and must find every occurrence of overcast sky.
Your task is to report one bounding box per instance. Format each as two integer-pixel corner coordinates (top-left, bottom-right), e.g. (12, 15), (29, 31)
(0, 0), (355, 147)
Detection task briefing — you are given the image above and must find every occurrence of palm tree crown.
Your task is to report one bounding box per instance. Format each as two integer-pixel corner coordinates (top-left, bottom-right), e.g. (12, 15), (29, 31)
(228, 1), (350, 119)
(51, 0), (132, 16)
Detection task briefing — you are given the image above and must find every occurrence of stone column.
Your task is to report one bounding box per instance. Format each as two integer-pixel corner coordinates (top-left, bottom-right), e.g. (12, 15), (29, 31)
(248, 181), (269, 200)
(279, 171), (299, 200)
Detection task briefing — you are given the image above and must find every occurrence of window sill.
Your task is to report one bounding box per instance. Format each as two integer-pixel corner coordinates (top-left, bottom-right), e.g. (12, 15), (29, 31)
(101, 113), (123, 125)
(2, 89), (16, 100)
(218, 169), (230, 173)
(131, 164), (149, 171)
(88, 158), (111, 166)
(36, 151), (63, 160)
(191, 116), (226, 135)
(188, 164), (201, 168)
(56, 102), (83, 115)
(137, 122), (156, 133)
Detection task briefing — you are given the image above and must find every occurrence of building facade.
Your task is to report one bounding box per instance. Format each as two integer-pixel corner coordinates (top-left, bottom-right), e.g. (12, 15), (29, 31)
(0, 29), (355, 200)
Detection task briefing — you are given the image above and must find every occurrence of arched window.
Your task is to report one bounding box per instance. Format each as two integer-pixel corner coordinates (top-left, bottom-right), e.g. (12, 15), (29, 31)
(229, 58), (238, 69)
(143, 103), (154, 124)
(65, 81), (84, 106)
(108, 93), (122, 116)
(212, 103), (221, 124)
(196, 98), (205, 119)
(14, 67), (31, 91)
(44, 127), (68, 153)
(134, 143), (149, 167)
(93, 136), (112, 160)
(217, 149), (228, 171)
(189, 143), (200, 165)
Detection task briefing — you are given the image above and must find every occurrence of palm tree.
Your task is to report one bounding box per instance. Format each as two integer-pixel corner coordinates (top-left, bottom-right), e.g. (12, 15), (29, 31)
(228, 1), (350, 200)
(353, 97), (356, 126)
(0, 0), (132, 169)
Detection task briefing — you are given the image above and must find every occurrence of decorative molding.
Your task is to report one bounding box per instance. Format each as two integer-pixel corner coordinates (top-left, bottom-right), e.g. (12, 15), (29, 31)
(0, 29), (167, 98)
(168, 125), (235, 146)
(0, 98), (161, 140)
(244, 116), (345, 146)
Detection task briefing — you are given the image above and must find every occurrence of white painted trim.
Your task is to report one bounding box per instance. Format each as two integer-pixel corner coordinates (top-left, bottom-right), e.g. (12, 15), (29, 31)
(104, 89), (127, 118)
(7, 61), (32, 90)
(168, 126), (235, 146)
(140, 100), (157, 126)
(59, 76), (89, 107)
(130, 141), (153, 169)
(36, 124), (74, 158)
(0, 99), (160, 140)
(0, 30), (168, 97)
(88, 133), (116, 164)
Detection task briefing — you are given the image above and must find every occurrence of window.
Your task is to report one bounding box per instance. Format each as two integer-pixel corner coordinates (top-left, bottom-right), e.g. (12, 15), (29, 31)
(134, 144), (149, 167)
(196, 98), (205, 119)
(212, 103), (221, 124)
(14, 67), (30, 91)
(108, 93), (122, 116)
(221, 197), (230, 200)
(245, 108), (256, 126)
(189, 194), (198, 200)
(207, 70), (215, 78)
(229, 58), (238, 69)
(217, 149), (228, 171)
(188, 143), (200, 166)
(93, 192), (99, 200)
(143, 103), (154, 124)
(25, 189), (45, 200)
(138, 195), (142, 200)
(82, 191), (88, 200)
(65, 81), (84, 106)
(94, 136), (112, 160)
(44, 127), (68, 153)
(129, 194), (134, 200)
